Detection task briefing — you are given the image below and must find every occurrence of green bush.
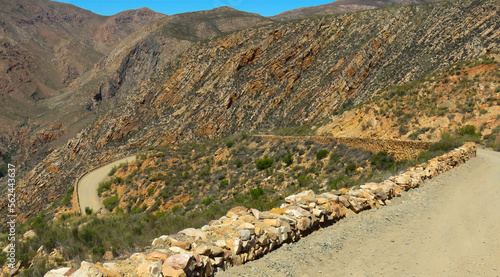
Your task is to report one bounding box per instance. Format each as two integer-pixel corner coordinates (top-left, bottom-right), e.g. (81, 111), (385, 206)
(235, 159), (243, 168)
(108, 166), (118, 176)
(201, 197), (213, 205)
(458, 124), (478, 136)
(97, 182), (111, 196)
(256, 157), (274, 170)
(329, 175), (355, 190)
(329, 152), (341, 162)
(250, 186), (264, 199)
(345, 163), (357, 174)
(283, 153), (293, 166)
(316, 149), (329, 160)
(85, 207), (93, 215)
(226, 141), (235, 148)
(219, 179), (229, 189)
(103, 196), (119, 212)
(91, 247), (106, 262)
(429, 133), (463, 152)
(297, 174), (313, 186)
(371, 151), (395, 171)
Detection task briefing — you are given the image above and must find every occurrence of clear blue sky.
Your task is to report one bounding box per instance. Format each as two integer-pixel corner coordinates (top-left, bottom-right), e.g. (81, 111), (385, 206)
(52, 0), (336, 17)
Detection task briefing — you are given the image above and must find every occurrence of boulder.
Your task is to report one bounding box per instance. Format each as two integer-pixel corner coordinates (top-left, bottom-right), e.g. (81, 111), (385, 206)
(137, 261), (162, 277)
(178, 228), (207, 241)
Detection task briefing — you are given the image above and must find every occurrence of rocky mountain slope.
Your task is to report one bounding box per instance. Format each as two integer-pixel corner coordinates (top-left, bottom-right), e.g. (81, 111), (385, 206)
(271, 0), (441, 20)
(0, 0), (164, 162)
(318, 52), (500, 146)
(2, 5), (273, 177)
(7, 0), (499, 223)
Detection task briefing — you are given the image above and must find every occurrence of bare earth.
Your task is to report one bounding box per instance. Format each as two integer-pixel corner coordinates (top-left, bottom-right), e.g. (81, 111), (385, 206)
(77, 155), (136, 214)
(218, 148), (500, 277)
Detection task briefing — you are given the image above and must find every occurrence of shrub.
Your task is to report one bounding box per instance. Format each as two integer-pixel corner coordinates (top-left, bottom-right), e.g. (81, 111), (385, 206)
(283, 153), (293, 166)
(97, 182), (111, 196)
(201, 197), (213, 205)
(85, 207), (93, 215)
(329, 175), (355, 190)
(172, 205), (181, 213)
(458, 124), (478, 136)
(219, 179), (229, 189)
(316, 149), (329, 160)
(297, 174), (313, 187)
(329, 152), (341, 162)
(250, 186), (264, 199)
(256, 157), (274, 170)
(91, 247), (106, 262)
(242, 133), (249, 139)
(108, 166), (118, 176)
(103, 196), (119, 212)
(345, 163), (357, 174)
(226, 141), (235, 148)
(429, 133), (463, 152)
(371, 151), (395, 171)
(235, 159), (243, 168)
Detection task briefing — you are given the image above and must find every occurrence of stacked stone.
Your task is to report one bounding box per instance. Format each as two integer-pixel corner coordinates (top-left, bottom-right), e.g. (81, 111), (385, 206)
(45, 143), (477, 277)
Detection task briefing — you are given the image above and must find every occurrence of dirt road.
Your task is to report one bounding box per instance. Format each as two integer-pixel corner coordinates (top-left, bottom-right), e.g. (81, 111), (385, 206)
(77, 155), (136, 214)
(218, 148), (500, 277)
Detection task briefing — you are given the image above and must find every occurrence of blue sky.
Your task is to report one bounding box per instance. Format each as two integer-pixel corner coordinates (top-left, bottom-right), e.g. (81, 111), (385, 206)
(52, 0), (336, 17)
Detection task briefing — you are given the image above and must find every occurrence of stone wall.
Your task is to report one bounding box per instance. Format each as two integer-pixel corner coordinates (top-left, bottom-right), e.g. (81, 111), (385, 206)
(255, 135), (431, 161)
(45, 143), (476, 277)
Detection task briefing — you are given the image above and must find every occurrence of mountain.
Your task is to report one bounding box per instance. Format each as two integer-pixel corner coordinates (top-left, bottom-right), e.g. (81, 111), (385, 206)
(0, 0), (164, 163)
(271, 0), (442, 20)
(8, 0), (498, 223)
(2, 5), (273, 176)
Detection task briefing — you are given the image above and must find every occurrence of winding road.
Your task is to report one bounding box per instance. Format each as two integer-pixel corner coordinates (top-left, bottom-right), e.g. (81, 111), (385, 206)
(77, 155), (136, 214)
(218, 148), (500, 276)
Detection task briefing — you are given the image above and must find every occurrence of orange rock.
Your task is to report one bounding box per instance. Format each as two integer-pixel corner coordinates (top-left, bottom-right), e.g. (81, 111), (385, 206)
(146, 251), (168, 262)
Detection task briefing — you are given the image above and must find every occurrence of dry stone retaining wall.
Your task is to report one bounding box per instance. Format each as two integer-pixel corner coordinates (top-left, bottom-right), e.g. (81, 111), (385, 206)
(255, 135), (431, 161)
(46, 143), (476, 277)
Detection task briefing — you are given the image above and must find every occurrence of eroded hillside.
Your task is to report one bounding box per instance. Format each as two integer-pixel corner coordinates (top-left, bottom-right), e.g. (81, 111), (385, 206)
(7, 0), (499, 222)
(318, 52), (500, 148)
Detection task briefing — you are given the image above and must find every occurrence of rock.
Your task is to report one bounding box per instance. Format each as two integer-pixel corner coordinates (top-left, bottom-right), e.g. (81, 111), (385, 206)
(237, 229), (251, 241)
(250, 208), (261, 219)
(44, 267), (75, 277)
(178, 228), (207, 241)
(169, 238), (191, 250)
(164, 254), (195, 273)
(152, 235), (169, 246)
(72, 262), (108, 277)
(146, 251), (168, 262)
(23, 230), (37, 240)
(130, 253), (147, 263)
(226, 206), (248, 218)
(263, 218), (281, 227)
(137, 261), (162, 277)
(297, 217), (311, 232)
(201, 225), (212, 231)
(162, 264), (186, 277)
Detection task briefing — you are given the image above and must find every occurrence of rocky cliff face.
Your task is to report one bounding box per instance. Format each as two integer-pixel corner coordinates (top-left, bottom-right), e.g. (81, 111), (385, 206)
(5, 0), (500, 222)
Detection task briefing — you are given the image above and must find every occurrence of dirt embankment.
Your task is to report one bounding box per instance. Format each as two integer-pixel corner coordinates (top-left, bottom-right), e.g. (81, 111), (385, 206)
(218, 148), (500, 277)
